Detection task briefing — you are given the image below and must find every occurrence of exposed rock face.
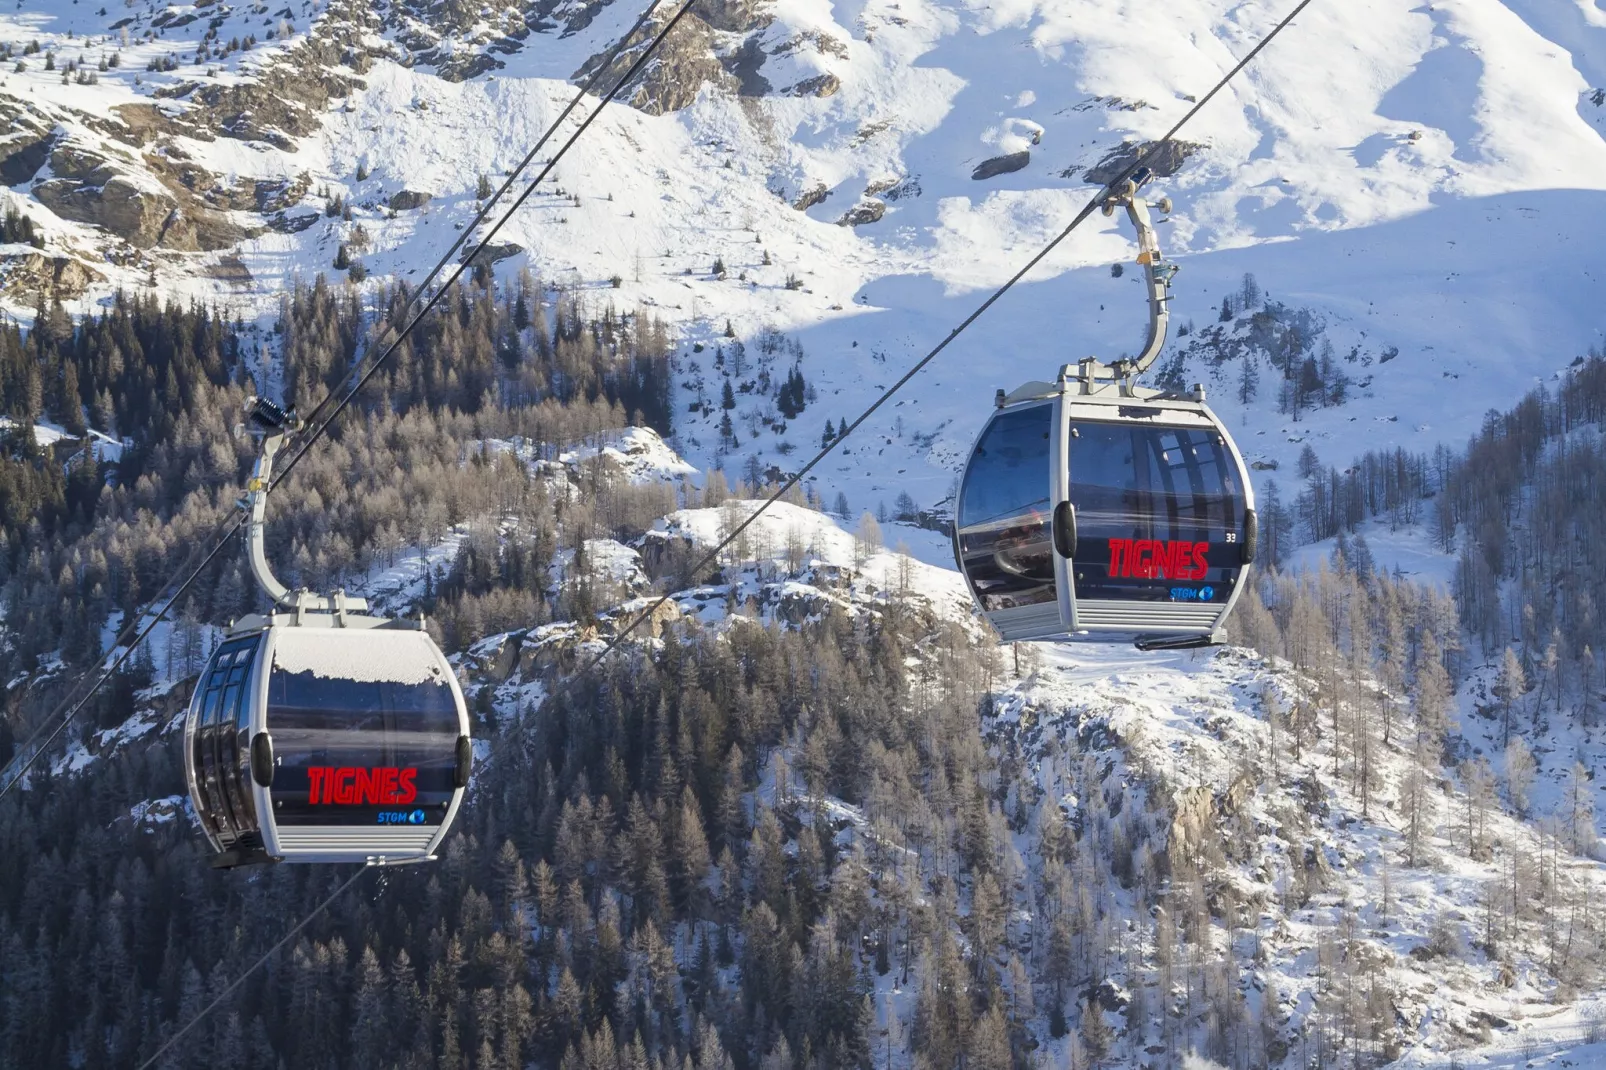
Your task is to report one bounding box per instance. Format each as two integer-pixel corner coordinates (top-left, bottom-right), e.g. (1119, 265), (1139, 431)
(790, 73), (840, 97)
(1081, 139), (1203, 184)
(461, 241), (524, 267)
(700, 0), (772, 34)
(0, 252), (106, 300)
(0, 101), (55, 186)
(34, 175), (173, 250)
(1168, 784), (1215, 860)
(33, 140), (251, 251)
(972, 151), (1030, 180)
(837, 199), (885, 226)
(390, 190), (434, 211)
(574, 13), (736, 115)
(793, 182), (829, 211)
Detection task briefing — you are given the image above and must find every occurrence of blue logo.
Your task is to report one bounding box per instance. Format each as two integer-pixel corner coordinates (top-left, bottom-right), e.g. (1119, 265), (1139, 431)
(377, 809), (431, 825)
(409, 809), (427, 824)
(1170, 586), (1216, 603)
(1199, 586), (1215, 601)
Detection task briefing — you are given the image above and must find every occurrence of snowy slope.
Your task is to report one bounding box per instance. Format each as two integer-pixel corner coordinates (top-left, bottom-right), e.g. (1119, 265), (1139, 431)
(3, 0), (1604, 511)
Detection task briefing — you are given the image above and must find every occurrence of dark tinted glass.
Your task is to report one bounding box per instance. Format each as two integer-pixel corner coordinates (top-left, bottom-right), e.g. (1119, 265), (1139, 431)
(1068, 422), (1243, 603)
(191, 636), (260, 839)
(267, 668), (460, 828)
(956, 404), (1057, 612)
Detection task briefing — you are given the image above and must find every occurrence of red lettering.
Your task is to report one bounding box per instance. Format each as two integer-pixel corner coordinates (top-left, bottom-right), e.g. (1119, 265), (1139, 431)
(1107, 539), (1127, 577)
(1156, 541), (1177, 580)
(307, 767), (420, 804)
(1096, 540), (1219, 581)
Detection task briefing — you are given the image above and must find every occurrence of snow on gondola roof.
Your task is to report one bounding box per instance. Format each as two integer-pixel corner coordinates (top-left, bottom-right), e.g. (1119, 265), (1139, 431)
(270, 627), (448, 686)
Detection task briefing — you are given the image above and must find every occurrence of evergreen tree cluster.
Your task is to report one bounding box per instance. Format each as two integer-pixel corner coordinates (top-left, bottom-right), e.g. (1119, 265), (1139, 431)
(774, 367), (806, 421)
(0, 275), (673, 731)
(1, 206), (44, 248)
(1167, 275), (1357, 417)
(0, 558), (1021, 1069)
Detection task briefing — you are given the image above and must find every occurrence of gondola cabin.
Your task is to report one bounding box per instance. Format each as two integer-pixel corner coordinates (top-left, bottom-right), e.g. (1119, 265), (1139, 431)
(954, 369), (1256, 648)
(185, 618), (472, 867)
(184, 396), (471, 868)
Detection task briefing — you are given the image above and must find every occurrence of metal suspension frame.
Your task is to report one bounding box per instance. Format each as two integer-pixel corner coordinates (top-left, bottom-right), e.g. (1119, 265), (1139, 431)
(241, 399), (371, 623)
(994, 168), (1205, 412)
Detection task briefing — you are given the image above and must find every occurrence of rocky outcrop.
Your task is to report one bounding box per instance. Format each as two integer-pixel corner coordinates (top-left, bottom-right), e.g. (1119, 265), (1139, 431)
(701, 0), (773, 34)
(0, 101), (55, 186)
(34, 141), (251, 251)
(792, 182), (829, 211)
(837, 199), (885, 227)
(390, 190), (433, 211)
(789, 73), (840, 97)
(34, 176), (175, 250)
(575, 13), (736, 115)
(461, 241), (523, 267)
(972, 151), (1030, 180)
(1081, 139), (1203, 184)
(0, 252), (105, 300)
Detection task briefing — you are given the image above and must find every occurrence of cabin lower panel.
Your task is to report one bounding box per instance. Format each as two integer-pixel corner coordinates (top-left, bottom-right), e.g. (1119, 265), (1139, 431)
(271, 825), (440, 862)
(1072, 600), (1223, 633)
(986, 601), (1067, 642)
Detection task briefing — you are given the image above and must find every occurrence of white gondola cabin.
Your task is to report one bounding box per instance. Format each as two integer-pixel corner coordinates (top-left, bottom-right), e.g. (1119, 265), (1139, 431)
(952, 172), (1257, 648)
(184, 400), (471, 868)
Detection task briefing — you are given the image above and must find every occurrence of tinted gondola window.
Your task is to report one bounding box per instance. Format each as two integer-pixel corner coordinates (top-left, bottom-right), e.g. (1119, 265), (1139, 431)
(1068, 422), (1242, 603)
(268, 669), (460, 828)
(190, 636), (261, 840)
(957, 403), (1057, 611)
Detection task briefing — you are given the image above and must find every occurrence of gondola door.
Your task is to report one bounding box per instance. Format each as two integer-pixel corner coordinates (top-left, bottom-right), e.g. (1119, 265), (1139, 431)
(954, 399), (1071, 640)
(1063, 414), (1247, 635)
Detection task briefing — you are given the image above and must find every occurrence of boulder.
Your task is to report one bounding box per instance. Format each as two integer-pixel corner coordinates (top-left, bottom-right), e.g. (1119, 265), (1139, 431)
(972, 151), (1030, 180)
(793, 182), (829, 211)
(790, 73), (839, 98)
(389, 189), (433, 211)
(837, 199), (885, 227)
(461, 241), (523, 268)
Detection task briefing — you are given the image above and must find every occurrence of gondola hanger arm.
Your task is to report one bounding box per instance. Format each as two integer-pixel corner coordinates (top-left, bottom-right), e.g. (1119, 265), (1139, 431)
(1069, 169), (1179, 390)
(241, 398), (368, 617)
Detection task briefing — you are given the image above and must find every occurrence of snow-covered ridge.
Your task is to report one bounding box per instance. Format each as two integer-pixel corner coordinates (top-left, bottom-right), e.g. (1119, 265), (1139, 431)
(3, 0), (1603, 514)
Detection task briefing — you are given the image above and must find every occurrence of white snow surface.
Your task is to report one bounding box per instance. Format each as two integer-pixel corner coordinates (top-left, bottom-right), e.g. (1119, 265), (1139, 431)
(6, 0), (1606, 520)
(556, 427), (698, 484)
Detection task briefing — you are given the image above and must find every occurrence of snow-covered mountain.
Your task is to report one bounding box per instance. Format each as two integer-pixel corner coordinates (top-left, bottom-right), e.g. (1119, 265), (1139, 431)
(8, 0), (1606, 1064)
(5, 0), (1605, 499)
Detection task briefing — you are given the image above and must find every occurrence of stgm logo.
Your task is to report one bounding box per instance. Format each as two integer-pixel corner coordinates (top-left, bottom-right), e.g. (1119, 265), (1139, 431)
(1107, 539), (1210, 581)
(377, 809), (430, 825)
(307, 767), (418, 805)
